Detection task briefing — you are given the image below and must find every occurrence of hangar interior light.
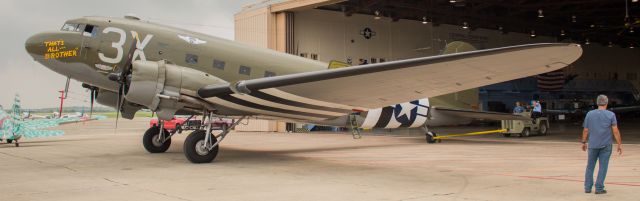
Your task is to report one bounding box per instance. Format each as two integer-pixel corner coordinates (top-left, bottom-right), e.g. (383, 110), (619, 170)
(462, 21), (468, 29)
(537, 9), (544, 18)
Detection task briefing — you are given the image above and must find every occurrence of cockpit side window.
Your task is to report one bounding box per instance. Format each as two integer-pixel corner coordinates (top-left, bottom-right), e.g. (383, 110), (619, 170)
(75, 24), (85, 32)
(83, 25), (98, 37)
(60, 23), (78, 32)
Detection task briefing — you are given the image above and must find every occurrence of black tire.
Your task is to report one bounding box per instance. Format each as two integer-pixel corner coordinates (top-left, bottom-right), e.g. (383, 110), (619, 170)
(15, 142), (19, 147)
(184, 130), (219, 163)
(142, 126), (171, 153)
(503, 134), (511, 137)
(6, 139), (13, 144)
(425, 132), (437, 144)
(539, 122), (548, 135)
(221, 124), (229, 131)
(520, 128), (531, 137)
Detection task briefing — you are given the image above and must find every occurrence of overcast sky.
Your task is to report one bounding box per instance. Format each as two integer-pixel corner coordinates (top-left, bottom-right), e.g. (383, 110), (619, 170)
(0, 0), (256, 109)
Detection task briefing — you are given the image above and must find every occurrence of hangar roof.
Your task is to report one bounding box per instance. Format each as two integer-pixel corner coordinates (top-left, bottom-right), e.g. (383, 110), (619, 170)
(244, 0), (639, 48)
(318, 0), (639, 48)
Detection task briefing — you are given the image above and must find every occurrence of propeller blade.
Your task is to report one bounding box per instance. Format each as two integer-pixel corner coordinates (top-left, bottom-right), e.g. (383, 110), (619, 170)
(89, 89), (95, 119)
(112, 35), (139, 131)
(115, 84), (124, 129)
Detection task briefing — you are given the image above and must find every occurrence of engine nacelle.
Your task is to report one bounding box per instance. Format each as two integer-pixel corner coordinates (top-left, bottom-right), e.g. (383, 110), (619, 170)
(125, 60), (227, 120)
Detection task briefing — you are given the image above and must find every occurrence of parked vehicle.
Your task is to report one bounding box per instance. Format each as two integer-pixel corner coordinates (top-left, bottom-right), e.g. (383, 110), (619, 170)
(150, 116), (233, 131)
(149, 117), (187, 131)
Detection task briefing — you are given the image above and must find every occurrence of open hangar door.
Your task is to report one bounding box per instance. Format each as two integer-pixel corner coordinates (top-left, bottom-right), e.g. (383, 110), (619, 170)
(233, 0), (640, 132)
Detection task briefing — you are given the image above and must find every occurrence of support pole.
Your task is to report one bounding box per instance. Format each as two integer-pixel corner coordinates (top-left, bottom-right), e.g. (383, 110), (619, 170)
(58, 90), (65, 118)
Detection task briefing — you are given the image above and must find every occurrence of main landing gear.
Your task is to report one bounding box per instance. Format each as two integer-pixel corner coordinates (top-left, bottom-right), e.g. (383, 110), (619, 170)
(142, 112), (246, 163)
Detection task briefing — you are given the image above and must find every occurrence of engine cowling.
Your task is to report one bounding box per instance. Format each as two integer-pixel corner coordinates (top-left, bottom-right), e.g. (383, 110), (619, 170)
(125, 60), (227, 120)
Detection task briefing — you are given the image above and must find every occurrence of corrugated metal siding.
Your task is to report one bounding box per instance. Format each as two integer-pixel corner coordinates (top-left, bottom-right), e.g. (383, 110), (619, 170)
(235, 8), (270, 49)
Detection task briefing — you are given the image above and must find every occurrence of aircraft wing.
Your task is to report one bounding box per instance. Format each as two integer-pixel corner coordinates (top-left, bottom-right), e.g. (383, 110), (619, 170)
(433, 107), (531, 121)
(610, 105), (640, 113)
(198, 43), (582, 120)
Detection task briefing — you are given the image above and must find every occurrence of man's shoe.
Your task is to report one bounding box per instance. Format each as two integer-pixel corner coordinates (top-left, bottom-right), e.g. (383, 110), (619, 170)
(585, 190), (591, 193)
(595, 190), (607, 194)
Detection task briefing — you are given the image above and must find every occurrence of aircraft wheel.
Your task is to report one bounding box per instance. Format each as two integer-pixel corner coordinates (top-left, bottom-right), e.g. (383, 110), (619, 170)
(15, 142), (19, 147)
(520, 128), (531, 137)
(503, 134), (511, 137)
(142, 126), (171, 153)
(425, 132), (437, 144)
(184, 130), (219, 163)
(539, 122), (548, 135)
(6, 139), (13, 144)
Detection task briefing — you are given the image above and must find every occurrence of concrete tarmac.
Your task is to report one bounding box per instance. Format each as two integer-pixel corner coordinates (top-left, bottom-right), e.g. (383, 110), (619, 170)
(1, 118), (638, 201)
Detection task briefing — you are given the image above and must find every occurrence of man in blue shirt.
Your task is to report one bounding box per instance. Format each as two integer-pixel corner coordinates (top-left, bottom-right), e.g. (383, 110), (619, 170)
(582, 95), (623, 194)
(513, 102), (524, 114)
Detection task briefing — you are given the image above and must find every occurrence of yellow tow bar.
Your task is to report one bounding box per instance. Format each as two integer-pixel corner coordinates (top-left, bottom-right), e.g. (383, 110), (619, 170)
(432, 129), (507, 140)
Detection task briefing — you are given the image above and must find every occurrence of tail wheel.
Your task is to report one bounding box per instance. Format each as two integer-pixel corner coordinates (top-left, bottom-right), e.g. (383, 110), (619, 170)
(426, 132), (438, 143)
(142, 126), (171, 153)
(184, 130), (219, 163)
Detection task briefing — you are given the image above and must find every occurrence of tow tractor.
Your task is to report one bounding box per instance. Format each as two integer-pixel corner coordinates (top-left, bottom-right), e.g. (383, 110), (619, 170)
(501, 111), (549, 137)
(427, 110), (549, 143)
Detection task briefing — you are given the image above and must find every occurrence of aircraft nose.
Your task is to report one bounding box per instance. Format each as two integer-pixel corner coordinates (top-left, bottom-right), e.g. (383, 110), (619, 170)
(25, 32), (81, 61)
(25, 33), (46, 57)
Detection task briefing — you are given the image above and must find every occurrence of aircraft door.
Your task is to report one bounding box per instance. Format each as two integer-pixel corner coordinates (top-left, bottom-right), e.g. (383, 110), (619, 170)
(80, 24), (102, 69)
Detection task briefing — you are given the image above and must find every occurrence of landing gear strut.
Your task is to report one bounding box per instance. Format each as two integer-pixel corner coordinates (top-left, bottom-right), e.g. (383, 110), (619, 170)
(183, 113), (247, 163)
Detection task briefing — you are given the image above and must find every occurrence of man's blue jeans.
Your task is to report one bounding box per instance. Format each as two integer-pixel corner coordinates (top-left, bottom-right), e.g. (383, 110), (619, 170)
(585, 144), (612, 191)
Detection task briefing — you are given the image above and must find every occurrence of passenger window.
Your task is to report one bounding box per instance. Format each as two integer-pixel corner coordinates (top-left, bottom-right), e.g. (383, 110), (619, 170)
(264, 71), (276, 77)
(239, 66), (251, 76)
(185, 54), (198, 64)
(213, 59), (225, 70)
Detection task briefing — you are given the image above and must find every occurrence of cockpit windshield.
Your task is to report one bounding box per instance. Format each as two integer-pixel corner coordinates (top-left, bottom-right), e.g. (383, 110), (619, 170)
(60, 23), (79, 32)
(60, 23), (98, 37)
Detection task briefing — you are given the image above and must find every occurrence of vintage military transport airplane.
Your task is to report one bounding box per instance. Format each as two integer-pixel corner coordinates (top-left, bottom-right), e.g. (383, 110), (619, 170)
(25, 16), (582, 163)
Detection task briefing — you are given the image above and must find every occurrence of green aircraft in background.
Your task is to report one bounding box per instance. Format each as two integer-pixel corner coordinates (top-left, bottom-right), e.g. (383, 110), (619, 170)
(25, 15), (582, 163)
(0, 95), (74, 147)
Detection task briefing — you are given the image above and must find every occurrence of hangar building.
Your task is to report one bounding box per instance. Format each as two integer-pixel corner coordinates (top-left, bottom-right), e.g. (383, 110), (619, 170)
(233, 0), (640, 132)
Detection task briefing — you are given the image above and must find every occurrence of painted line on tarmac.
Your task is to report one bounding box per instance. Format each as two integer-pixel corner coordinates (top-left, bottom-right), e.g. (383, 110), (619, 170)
(499, 174), (640, 187)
